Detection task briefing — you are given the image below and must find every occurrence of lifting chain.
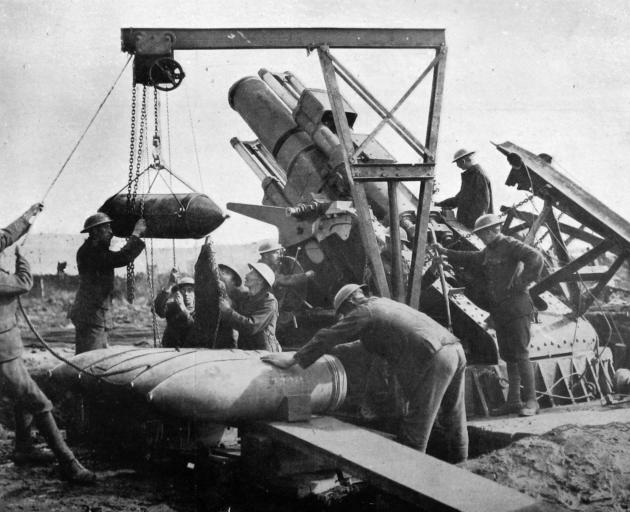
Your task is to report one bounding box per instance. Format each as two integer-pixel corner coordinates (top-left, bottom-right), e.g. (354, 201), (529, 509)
(126, 85), (148, 303)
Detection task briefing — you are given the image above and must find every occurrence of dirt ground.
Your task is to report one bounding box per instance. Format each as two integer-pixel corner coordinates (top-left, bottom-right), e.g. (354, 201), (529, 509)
(2, 285), (630, 511)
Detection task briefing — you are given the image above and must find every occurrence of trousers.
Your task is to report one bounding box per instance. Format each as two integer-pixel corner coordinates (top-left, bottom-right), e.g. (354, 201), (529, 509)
(397, 343), (468, 463)
(74, 322), (109, 355)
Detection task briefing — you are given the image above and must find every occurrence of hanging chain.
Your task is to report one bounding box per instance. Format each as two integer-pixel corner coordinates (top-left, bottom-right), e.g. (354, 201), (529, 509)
(126, 86), (148, 303)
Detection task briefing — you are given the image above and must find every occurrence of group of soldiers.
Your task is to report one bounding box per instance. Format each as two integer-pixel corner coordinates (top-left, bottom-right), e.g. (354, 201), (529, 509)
(0, 146), (544, 483)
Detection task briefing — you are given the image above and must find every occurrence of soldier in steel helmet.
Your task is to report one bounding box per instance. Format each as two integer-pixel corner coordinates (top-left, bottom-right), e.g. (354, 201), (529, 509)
(154, 271), (196, 348)
(257, 240), (316, 288)
(433, 213), (544, 417)
(0, 203), (96, 483)
(434, 148), (493, 229)
(70, 213), (146, 354)
(219, 262), (281, 352)
(263, 284), (468, 463)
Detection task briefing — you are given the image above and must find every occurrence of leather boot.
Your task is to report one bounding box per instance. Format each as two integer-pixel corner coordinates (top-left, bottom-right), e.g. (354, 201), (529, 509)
(491, 362), (523, 415)
(518, 360), (539, 417)
(34, 411), (96, 484)
(11, 408), (55, 465)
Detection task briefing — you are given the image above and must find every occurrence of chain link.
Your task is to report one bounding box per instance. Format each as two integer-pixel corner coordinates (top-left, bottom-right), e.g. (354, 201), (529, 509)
(126, 86), (148, 303)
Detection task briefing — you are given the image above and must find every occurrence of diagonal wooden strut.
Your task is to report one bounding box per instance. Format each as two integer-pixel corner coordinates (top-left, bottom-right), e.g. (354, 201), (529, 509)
(327, 51), (433, 159)
(318, 46), (390, 298)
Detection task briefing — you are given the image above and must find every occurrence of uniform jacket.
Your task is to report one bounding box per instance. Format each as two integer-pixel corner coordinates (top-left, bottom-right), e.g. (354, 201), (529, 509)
(440, 164), (493, 229)
(294, 297), (459, 369)
(221, 289), (280, 351)
(154, 289), (195, 348)
(70, 236), (145, 328)
(0, 215), (33, 362)
(446, 234), (544, 320)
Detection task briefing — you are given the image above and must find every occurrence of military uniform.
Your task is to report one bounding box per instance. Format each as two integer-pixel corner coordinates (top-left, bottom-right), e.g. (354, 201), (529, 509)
(221, 289), (281, 352)
(439, 164), (493, 229)
(70, 235), (145, 354)
(294, 296), (468, 462)
(154, 289), (195, 348)
(0, 216), (53, 417)
(445, 234), (543, 362)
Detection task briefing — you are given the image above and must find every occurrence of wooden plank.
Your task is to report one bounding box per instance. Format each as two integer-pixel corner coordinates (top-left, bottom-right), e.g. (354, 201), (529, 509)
(258, 416), (539, 511)
(318, 46), (390, 298)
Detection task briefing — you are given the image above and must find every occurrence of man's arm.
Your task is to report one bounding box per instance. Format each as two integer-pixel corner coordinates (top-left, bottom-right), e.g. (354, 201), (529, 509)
(436, 193), (460, 208)
(507, 238), (544, 285)
(90, 236), (146, 270)
(221, 295), (277, 336)
(0, 248), (33, 296)
(273, 306), (370, 369)
(443, 247), (484, 268)
(0, 203), (43, 252)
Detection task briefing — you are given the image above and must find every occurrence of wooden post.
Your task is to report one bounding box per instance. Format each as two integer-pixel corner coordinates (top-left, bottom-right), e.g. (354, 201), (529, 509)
(318, 46), (390, 298)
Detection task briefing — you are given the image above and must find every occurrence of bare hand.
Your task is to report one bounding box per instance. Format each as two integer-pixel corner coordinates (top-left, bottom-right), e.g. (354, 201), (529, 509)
(132, 218), (147, 238)
(219, 298), (231, 313)
(168, 268), (179, 286)
(24, 203), (44, 219)
(305, 270), (316, 279)
(261, 352), (297, 369)
(431, 243), (446, 255)
(174, 291), (186, 312)
(14, 245), (21, 257)
(507, 262), (524, 290)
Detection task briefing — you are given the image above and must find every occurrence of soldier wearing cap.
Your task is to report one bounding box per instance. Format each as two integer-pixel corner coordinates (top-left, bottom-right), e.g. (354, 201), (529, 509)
(435, 148), (493, 229)
(219, 262), (281, 352)
(154, 271), (196, 348)
(263, 284), (468, 463)
(434, 213), (544, 416)
(0, 203), (95, 483)
(70, 213), (146, 354)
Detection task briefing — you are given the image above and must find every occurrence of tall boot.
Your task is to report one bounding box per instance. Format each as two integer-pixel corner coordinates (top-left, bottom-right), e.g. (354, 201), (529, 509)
(34, 411), (96, 484)
(12, 408), (55, 465)
(518, 359), (539, 417)
(492, 362), (523, 415)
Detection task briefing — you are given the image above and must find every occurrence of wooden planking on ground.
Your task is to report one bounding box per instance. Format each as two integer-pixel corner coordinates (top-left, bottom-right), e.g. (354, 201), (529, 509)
(257, 416), (542, 512)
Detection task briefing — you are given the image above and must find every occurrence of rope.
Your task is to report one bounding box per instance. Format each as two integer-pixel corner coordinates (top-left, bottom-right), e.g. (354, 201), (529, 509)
(40, 55), (132, 204)
(17, 297), (150, 383)
(185, 86), (206, 193)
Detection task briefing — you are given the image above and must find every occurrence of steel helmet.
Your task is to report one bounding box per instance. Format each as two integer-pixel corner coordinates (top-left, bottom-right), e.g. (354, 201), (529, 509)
(452, 148), (475, 163)
(333, 283), (367, 314)
(218, 263), (242, 287)
(81, 212), (112, 233)
(472, 214), (503, 234)
(385, 226), (409, 244)
(258, 240), (283, 254)
(248, 262), (275, 288)
(175, 275), (195, 288)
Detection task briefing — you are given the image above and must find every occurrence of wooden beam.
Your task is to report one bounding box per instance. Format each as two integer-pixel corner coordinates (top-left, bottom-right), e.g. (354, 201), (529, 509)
(523, 199), (551, 244)
(388, 182), (405, 302)
(577, 253), (629, 315)
(330, 54), (430, 158)
(350, 53), (440, 161)
(351, 163), (434, 181)
(122, 28), (447, 53)
(318, 46), (390, 298)
(529, 239), (614, 297)
(408, 46), (446, 308)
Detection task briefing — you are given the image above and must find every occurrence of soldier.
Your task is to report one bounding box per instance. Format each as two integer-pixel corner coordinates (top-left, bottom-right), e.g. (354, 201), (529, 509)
(154, 272), (196, 348)
(0, 204), (95, 483)
(434, 213), (544, 416)
(70, 212), (146, 354)
(257, 241), (315, 288)
(263, 284), (468, 463)
(219, 262), (281, 352)
(435, 148), (493, 229)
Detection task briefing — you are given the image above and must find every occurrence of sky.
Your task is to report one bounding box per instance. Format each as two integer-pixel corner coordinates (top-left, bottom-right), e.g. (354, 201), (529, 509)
(1, 0), (629, 246)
